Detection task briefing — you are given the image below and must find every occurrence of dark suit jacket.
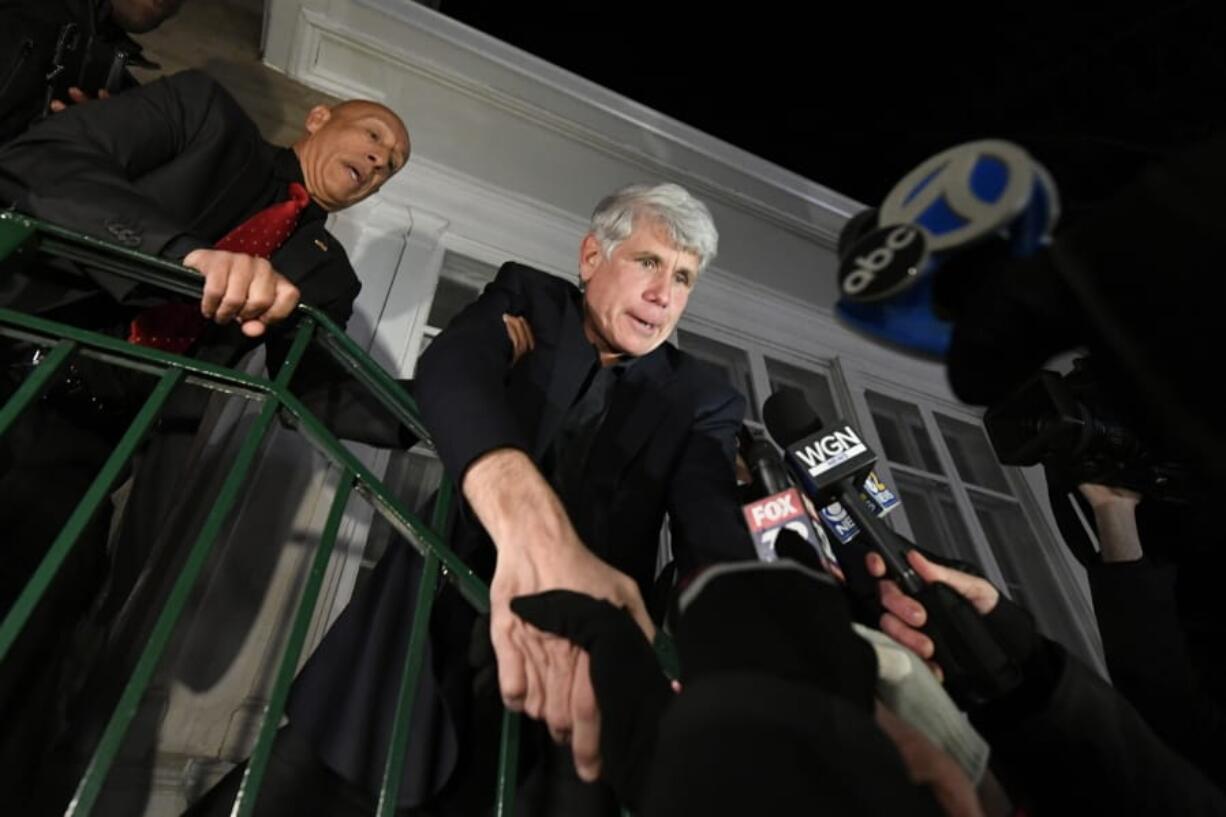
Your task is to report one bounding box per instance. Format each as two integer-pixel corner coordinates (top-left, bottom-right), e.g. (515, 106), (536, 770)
(1087, 557), (1226, 791)
(0, 68), (407, 443)
(973, 640), (1226, 816)
(287, 262), (756, 806)
(416, 261), (754, 586)
(0, 69), (355, 317)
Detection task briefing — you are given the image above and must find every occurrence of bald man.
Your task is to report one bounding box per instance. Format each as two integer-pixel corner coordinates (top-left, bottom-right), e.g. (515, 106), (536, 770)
(0, 69), (411, 806)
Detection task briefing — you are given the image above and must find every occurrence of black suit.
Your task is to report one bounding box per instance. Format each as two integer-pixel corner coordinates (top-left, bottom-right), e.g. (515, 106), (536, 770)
(0, 70), (400, 806)
(0, 67), (415, 581)
(280, 262), (755, 811)
(416, 262), (755, 582)
(973, 640), (1226, 816)
(0, 68), (360, 332)
(0, 67), (392, 609)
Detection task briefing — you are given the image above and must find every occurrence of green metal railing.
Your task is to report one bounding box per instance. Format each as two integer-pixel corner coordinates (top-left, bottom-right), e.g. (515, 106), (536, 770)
(0, 212), (518, 816)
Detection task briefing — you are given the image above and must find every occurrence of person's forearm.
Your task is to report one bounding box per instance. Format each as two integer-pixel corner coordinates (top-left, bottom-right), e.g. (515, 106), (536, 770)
(462, 447), (581, 557)
(1092, 501), (1143, 563)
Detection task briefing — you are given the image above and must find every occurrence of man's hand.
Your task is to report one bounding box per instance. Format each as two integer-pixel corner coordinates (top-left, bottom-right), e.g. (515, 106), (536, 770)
(183, 249), (300, 338)
(491, 535), (653, 781)
(510, 590), (675, 810)
(465, 448), (654, 781)
(1078, 482), (1143, 562)
(866, 549), (1000, 680)
(1078, 482), (1142, 510)
(49, 86), (110, 113)
(503, 314), (535, 365)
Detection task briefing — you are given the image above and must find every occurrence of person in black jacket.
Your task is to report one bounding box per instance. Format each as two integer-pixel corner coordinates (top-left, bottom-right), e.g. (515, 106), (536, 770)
(931, 132), (1226, 802)
(1077, 482), (1226, 791)
(939, 134), (1226, 495)
(0, 68), (409, 806)
(0, 0), (185, 145)
(510, 559), (966, 817)
(186, 183), (757, 816)
(866, 547), (1226, 815)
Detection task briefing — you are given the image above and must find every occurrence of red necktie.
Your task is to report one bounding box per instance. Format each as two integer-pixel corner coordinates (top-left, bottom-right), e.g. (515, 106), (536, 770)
(128, 182), (312, 353)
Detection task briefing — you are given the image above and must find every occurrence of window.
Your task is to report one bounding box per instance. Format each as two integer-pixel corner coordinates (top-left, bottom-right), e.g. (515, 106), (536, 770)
(865, 389), (1088, 656)
(421, 251), (500, 345)
(764, 357), (838, 428)
(935, 414), (1010, 494)
(934, 413), (1085, 650)
(865, 391), (942, 474)
(356, 449), (447, 593)
(890, 470), (976, 564)
(356, 252), (498, 583)
(382, 249), (1097, 665)
(676, 329), (759, 420)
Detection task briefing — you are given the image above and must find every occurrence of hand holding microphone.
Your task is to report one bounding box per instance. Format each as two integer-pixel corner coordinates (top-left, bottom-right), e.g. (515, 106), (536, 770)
(866, 549), (1001, 681)
(762, 388), (1023, 708)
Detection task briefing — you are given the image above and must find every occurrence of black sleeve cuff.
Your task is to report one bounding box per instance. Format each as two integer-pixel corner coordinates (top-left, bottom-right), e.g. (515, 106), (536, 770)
(159, 233), (211, 262)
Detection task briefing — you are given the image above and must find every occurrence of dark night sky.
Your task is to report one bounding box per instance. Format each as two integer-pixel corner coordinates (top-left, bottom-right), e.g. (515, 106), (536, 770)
(436, 2), (1225, 214)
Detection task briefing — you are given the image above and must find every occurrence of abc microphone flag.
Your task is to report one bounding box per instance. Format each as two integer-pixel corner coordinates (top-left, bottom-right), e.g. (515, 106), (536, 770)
(835, 139), (1060, 358)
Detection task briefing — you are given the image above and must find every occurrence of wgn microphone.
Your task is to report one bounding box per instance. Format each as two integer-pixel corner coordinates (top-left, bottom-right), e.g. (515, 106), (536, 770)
(762, 390), (1023, 706)
(762, 390), (923, 592)
(758, 390), (900, 546)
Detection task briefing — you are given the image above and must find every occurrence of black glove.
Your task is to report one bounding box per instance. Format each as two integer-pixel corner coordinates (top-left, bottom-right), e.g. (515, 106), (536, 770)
(511, 590), (671, 811)
(969, 593), (1064, 730)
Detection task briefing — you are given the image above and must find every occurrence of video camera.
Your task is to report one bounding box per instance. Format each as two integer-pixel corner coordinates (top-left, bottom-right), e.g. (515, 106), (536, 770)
(983, 358), (1198, 504)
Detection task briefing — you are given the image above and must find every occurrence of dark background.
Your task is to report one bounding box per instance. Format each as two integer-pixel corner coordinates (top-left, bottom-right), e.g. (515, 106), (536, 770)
(435, 2), (1225, 215)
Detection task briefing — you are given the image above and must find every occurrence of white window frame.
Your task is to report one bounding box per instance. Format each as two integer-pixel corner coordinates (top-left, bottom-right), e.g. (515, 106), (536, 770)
(666, 327), (1105, 672)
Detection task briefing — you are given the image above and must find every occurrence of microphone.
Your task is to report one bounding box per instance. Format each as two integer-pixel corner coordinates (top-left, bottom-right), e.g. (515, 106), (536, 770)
(739, 433), (838, 572)
(758, 390), (901, 546)
(762, 389), (1023, 706)
(816, 473), (901, 546)
(834, 140), (1059, 358)
(762, 389), (923, 592)
(741, 433), (793, 498)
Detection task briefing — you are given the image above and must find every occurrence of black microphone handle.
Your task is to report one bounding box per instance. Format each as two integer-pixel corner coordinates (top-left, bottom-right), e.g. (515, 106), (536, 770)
(746, 442), (791, 497)
(914, 581), (1023, 707)
(835, 479), (923, 593)
(755, 461), (791, 496)
(834, 479), (1023, 705)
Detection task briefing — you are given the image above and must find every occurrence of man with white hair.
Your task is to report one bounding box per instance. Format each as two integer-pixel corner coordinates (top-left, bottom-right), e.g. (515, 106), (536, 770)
(191, 183), (756, 816)
(418, 182), (754, 780)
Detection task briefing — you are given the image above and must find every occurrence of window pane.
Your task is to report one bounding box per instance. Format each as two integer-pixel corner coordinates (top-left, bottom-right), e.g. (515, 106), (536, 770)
(676, 330), (759, 420)
(967, 489), (1084, 653)
(865, 390), (943, 474)
(891, 471), (976, 564)
(936, 413), (1011, 494)
(357, 449), (446, 588)
(426, 252), (499, 330)
(968, 495), (1034, 607)
(765, 357), (838, 428)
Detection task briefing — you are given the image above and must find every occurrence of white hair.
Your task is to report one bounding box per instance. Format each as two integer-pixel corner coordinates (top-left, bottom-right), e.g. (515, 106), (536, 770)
(590, 182), (719, 273)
